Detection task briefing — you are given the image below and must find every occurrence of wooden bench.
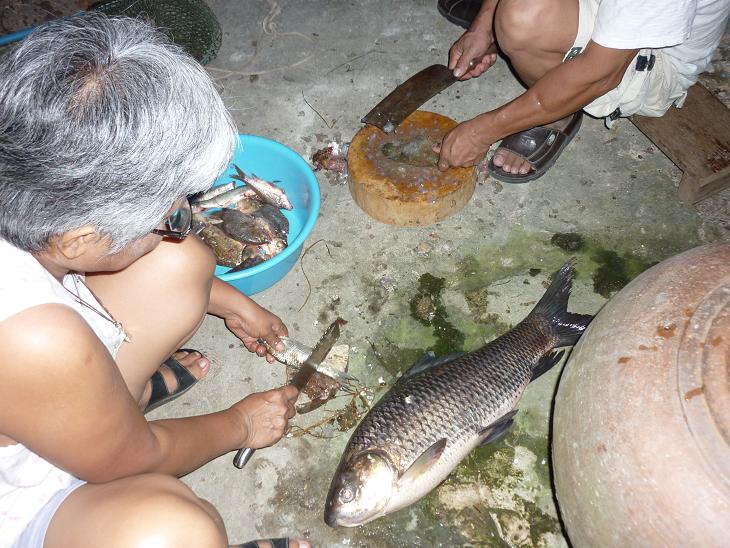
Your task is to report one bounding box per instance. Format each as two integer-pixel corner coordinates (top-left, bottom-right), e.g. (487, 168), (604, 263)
(631, 83), (730, 206)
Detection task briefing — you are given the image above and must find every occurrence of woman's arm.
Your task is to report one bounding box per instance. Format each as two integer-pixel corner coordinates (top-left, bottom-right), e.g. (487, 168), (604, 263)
(0, 304), (295, 481)
(207, 276), (288, 360)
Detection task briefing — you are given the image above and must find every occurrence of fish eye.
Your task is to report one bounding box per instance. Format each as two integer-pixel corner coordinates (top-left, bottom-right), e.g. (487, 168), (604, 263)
(339, 487), (355, 503)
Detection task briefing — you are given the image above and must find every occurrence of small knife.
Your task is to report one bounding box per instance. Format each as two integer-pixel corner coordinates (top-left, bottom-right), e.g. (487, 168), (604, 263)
(233, 318), (346, 468)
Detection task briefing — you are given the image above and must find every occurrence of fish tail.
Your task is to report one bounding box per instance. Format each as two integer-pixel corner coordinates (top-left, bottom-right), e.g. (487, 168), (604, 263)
(528, 258), (592, 347)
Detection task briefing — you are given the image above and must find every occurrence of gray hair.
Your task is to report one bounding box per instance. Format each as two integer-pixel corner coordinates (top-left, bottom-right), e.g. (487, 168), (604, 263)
(0, 12), (237, 252)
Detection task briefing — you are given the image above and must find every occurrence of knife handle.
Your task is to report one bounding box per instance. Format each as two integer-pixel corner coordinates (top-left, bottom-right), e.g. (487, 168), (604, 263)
(233, 447), (254, 468)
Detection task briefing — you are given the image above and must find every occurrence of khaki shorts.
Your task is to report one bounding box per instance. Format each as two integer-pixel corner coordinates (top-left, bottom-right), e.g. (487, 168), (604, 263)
(566, 0), (689, 126)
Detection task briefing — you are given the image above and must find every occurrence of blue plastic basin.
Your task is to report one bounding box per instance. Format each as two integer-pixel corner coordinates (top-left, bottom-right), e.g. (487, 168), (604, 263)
(211, 134), (320, 295)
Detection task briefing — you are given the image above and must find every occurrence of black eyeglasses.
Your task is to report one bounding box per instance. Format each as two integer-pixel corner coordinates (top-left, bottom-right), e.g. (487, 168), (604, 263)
(151, 198), (192, 240)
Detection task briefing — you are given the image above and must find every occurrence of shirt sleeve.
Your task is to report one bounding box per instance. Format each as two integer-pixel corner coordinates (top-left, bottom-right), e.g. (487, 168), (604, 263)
(592, 0), (697, 49)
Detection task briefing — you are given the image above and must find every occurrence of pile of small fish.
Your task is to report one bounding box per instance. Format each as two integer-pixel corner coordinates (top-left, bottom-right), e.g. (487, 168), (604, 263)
(191, 165), (293, 273)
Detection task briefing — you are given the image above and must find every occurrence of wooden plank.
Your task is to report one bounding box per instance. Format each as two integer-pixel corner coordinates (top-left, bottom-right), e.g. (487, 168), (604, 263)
(631, 84), (730, 205)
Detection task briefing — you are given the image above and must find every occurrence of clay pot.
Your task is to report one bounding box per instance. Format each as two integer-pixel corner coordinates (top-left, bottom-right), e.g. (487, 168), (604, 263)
(553, 242), (730, 547)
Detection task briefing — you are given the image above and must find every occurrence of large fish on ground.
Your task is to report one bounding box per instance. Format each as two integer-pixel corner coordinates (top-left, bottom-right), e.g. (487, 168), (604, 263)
(324, 260), (592, 527)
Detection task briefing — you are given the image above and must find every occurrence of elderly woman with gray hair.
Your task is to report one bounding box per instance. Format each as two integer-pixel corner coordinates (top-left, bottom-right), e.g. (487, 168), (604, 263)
(0, 13), (309, 548)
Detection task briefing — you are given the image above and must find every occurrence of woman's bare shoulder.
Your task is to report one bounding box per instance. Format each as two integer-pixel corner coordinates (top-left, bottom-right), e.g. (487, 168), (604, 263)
(0, 303), (100, 364)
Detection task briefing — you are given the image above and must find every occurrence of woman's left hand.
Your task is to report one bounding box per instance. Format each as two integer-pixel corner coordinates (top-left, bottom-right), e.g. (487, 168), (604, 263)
(224, 303), (288, 363)
(208, 277), (289, 363)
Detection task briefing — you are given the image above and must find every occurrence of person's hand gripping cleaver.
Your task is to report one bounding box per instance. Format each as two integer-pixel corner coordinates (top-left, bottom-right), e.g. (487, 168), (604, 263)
(233, 318), (346, 468)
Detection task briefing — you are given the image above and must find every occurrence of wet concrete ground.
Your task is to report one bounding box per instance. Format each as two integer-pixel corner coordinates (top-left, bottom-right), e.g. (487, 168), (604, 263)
(156, 2), (730, 546)
(149, 3), (730, 546)
(4, 1), (724, 546)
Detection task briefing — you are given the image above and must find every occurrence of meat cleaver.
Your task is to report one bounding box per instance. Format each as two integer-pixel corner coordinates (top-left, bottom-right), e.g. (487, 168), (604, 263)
(362, 51), (496, 134)
(362, 65), (459, 134)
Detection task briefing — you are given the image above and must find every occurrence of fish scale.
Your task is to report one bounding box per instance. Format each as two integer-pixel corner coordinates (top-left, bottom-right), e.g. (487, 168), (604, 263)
(325, 260), (594, 527)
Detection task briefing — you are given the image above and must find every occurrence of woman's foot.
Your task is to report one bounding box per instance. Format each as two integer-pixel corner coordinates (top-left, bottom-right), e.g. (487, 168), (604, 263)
(140, 349), (210, 413)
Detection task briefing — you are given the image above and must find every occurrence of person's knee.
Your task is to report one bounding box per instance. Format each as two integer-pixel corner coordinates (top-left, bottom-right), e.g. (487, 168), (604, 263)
(495, 0), (548, 54)
(47, 474), (227, 548)
(109, 475), (226, 547)
(161, 235), (216, 285)
(142, 236), (215, 334)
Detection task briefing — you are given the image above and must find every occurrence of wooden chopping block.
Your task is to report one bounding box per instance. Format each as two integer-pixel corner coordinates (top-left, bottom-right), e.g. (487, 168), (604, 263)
(348, 110), (476, 226)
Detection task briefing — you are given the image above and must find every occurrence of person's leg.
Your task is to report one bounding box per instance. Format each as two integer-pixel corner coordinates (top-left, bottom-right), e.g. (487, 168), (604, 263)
(491, 0), (581, 176)
(495, 0), (579, 87)
(85, 235), (216, 407)
(44, 474), (228, 547)
(43, 473), (310, 548)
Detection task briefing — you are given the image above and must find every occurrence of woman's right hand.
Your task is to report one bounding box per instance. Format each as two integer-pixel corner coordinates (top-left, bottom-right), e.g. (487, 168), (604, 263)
(233, 385), (299, 449)
(449, 29), (499, 80)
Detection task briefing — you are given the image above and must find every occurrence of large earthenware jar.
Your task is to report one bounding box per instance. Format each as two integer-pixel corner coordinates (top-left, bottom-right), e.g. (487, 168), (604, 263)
(553, 242), (730, 547)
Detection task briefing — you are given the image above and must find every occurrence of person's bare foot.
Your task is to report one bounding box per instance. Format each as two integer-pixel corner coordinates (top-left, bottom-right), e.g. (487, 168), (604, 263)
(491, 114), (576, 175)
(139, 350), (210, 410)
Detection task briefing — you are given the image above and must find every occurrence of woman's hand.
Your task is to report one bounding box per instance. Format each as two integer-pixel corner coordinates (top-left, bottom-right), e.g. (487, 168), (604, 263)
(208, 277), (288, 363)
(232, 385), (298, 449)
(223, 302), (288, 363)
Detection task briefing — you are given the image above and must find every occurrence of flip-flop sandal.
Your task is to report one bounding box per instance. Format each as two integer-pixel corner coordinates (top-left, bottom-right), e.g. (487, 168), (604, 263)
(143, 348), (202, 414)
(437, 0), (483, 29)
(488, 112), (583, 184)
(239, 539), (292, 548)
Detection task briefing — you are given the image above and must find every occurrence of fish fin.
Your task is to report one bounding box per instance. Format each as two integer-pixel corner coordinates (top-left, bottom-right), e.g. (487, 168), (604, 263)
(230, 164), (247, 183)
(531, 350), (566, 382)
(401, 351), (465, 379)
(478, 410), (518, 446)
(527, 258), (593, 346)
(399, 438), (447, 483)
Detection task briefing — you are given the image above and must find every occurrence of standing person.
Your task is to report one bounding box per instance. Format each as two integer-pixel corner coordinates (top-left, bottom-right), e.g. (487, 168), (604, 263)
(0, 13), (308, 548)
(434, 0), (730, 182)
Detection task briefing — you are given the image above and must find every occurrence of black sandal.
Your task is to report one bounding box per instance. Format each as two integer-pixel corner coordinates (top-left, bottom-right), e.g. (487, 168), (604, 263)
(238, 539), (292, 548)
(143, 349), (201, 414)
(437, 0), (483, 29)
(488, 112), (583, 184)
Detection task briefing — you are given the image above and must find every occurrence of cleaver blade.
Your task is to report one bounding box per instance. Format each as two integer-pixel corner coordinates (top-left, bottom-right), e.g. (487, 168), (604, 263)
(362, 64), (458, 134)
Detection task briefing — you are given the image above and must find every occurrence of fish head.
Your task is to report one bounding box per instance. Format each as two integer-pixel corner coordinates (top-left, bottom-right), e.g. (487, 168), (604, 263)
(324, 450), (396, 527)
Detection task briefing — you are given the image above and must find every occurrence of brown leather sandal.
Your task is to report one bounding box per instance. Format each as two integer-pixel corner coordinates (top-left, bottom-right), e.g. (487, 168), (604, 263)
(489, 112), (583, 184)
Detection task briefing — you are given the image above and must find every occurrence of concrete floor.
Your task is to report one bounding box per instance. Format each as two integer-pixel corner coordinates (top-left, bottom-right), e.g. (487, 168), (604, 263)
(140, 2), (729, 546)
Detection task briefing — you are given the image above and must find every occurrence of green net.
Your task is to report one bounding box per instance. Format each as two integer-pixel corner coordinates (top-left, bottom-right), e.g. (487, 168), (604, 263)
(94, 0), (221, 65)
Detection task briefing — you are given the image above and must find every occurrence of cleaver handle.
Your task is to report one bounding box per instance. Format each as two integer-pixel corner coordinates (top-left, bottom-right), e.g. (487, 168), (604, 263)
(233, 447), (254, 468)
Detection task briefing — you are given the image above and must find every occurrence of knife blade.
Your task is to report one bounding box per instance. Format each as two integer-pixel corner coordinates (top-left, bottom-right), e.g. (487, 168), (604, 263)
(362, 52), (494, 135)
(233, 318), (346, 468)
(362, 64), (458, 134)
